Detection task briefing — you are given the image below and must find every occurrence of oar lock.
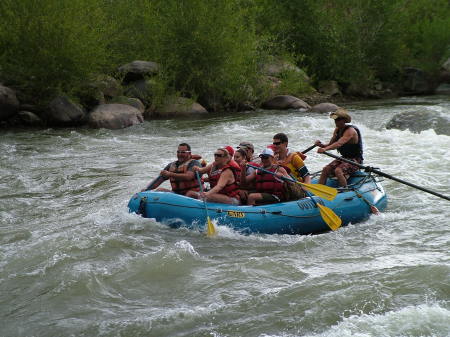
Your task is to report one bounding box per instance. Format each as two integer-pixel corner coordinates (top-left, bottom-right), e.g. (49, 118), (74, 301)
(364, 166), (380, 173)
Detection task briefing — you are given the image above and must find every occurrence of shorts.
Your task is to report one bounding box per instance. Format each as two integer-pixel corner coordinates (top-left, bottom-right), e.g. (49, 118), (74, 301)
(256, 193), (281, 205)
(325, 157), (361, 176)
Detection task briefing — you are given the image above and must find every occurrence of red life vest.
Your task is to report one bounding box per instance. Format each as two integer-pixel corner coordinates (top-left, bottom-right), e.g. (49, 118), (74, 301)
(208, 160), (241, 199)
(168, 159), (201, 195)
(255, 165), (285, 199)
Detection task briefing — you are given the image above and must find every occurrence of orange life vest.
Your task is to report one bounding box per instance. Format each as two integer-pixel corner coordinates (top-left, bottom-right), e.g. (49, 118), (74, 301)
(168, 159), (201, 195)
(255, 165), (285, 200)
(277, 151), (309, 182)
(208, 160), (241, 199)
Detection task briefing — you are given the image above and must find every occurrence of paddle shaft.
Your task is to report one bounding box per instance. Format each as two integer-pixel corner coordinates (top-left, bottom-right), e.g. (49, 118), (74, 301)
(247, 164), (296, 184)
(301, 144), (317, 154)
(144, 175), (165, 191)
(322, 151), (450, 201)
(196, 172), (210, 216)
(303, 189), (319, 207)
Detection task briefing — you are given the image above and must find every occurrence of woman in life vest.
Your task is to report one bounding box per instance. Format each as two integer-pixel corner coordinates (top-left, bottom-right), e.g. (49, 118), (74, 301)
(199, 145), (234, 184)
(242, 148), (290, 206)
(233, 147), (255, 204)
(234, 148), (252, 175)
(236, 143), (261, 192)
(188, 148), (241, 205)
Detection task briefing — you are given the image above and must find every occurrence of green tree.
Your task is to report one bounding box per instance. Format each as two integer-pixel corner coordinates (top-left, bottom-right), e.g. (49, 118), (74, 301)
(149, 0), (263, 108)
(0, 0), (109, 104)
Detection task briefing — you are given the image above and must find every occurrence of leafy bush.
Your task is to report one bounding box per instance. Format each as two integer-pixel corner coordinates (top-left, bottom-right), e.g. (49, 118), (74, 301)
(147, 0), (264, 108)
(0, 0), (109, 104)
(397, 0), (450, 75)
(0, 0), (449, 110)
(255, 0), (450, 86)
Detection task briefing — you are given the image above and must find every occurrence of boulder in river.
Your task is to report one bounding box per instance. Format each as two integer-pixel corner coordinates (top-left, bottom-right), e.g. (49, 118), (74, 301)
(47, 96), (85, 126)
(386, 110), (450, 136)
(262, 95), (310, 110)
(150, 97), (207, 118)
(88, 103), (144, 129)
(108, 96), (145, 113)
(310, 102), (339, 113)
(17, 111), (43, 126)
(0, 84), (20, 121)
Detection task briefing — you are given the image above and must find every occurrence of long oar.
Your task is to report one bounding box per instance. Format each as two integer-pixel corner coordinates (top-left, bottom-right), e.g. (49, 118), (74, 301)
(143, 175), (165, 191)
(196, 172), (216, 236)
(322, 151), (450, 201)
(247, 164), (338, 201)
(301, 144), (317, 154)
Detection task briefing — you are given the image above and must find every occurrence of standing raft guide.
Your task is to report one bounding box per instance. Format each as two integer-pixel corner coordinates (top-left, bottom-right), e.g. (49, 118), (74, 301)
(128, 109), (449, 235)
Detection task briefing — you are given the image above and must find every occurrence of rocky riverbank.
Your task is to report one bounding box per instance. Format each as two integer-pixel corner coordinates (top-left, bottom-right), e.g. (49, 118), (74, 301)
(1, 58), (450, 130)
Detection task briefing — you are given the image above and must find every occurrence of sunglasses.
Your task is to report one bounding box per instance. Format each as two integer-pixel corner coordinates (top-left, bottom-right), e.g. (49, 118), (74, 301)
(177, 150), (191, 154)
(214, 153), (225, 158)
(259, 155), (271, 159)
(272, 141), (282, 145)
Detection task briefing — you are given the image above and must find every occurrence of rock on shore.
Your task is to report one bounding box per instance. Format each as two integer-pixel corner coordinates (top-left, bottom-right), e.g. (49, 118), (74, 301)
(88, 104), (144, 129)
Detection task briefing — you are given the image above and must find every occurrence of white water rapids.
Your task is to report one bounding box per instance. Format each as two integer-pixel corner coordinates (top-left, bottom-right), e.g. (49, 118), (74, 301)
(0, 95), (449, 337)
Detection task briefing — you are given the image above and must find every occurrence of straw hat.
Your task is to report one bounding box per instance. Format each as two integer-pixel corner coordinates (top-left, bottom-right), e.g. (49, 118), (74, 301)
(329, 108), (351, 123)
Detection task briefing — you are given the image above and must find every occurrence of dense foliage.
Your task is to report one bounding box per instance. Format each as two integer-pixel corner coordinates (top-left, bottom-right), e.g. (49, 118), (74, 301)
(0, 0), (449, 107)
(0, 0), (110, 104)
(256, 0), (450, 83)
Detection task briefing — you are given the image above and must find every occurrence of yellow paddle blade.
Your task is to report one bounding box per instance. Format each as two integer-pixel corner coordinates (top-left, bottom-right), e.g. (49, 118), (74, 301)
(317, 203), (342, 231)
(206, 216), (216, 236)
(297, 182), (338, 201)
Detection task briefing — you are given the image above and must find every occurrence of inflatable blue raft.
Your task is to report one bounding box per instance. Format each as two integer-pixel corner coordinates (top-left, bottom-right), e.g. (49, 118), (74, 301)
(128, 172), (387, 235)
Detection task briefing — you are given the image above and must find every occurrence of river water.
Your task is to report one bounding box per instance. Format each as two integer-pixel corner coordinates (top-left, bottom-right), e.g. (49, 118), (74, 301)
(1, 96), (449, 337)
